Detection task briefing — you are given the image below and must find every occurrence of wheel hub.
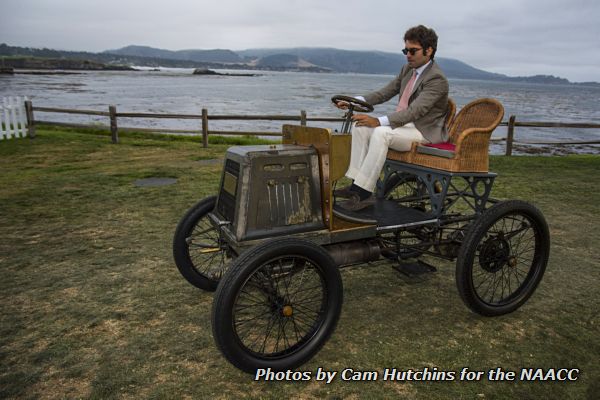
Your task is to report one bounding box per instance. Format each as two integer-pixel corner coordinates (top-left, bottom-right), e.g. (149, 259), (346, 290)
(270, 296), (294, 318)
(479, 235), (511, 273)
(282, 305), (294, 317)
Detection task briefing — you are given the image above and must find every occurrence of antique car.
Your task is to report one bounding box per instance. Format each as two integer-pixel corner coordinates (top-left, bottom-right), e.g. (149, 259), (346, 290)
(172, 96), (550, 373)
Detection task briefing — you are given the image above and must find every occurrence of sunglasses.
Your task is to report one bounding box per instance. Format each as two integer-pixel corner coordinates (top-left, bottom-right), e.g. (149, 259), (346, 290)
(402, 47), (423, 56)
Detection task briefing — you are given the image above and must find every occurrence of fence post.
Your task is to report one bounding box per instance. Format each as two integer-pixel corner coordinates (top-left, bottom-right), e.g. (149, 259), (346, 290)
(201, 108), (208, 148)
(300, 110), (307, 126)
(25, 100), (36, 139)
(0, 97), (6, 140)
(109, 105), (119, 144)
(505, 115), (516, 156)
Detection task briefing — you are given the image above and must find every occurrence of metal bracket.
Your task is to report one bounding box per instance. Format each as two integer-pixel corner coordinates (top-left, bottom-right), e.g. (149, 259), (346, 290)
(380, 160), (497, 218)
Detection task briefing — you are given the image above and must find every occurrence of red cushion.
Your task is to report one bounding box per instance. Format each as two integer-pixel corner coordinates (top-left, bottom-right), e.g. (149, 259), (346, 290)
(423, 142), (456, 151)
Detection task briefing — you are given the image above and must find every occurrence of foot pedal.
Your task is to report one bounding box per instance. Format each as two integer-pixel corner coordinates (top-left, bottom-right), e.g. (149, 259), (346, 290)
(393, 259), (437, 278)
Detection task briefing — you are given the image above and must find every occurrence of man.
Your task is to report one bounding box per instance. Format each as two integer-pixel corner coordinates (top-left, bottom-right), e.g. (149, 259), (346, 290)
(334, 25), (449, 211)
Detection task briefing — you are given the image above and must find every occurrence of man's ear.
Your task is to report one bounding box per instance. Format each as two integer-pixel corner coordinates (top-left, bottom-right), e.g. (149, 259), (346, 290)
(425, 47), (433, 57)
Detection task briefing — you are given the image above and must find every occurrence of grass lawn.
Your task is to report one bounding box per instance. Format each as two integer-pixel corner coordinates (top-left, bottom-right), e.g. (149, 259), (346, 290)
(1, 129), (599, 399)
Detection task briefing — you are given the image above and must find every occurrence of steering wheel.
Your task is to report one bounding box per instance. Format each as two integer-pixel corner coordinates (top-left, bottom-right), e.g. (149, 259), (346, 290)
(331, 95), (374, 113)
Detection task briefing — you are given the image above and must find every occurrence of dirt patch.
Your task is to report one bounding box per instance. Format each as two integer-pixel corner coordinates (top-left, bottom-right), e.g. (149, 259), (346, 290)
(134, 177), (177, 187)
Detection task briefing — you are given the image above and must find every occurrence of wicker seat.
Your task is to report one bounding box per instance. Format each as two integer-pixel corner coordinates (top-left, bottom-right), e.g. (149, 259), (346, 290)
(387, 98), (456, 164)
(387, 98), (504, 172)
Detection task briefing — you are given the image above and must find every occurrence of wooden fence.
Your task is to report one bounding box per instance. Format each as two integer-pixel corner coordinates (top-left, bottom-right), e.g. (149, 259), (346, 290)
(1, 96), (29, 140)
(19, 100), (600, 155)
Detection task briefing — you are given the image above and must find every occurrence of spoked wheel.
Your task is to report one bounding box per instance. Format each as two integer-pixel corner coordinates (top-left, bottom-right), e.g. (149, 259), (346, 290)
(212, 238), (343, 373)
(173, 196), (232, 291)
(382, 171), (427, 206)
(456, 200), (550, 316)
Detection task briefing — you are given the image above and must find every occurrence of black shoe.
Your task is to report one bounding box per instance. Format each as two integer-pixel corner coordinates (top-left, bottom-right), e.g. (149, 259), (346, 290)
(339, 193), (376, 211)
(333, 184), (355, 198)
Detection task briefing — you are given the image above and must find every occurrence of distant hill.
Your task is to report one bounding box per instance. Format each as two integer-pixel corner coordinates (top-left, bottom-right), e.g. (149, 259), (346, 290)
(239, 48), (404, 74)
(251, 53), (329, 72)
(2, 43), (596, 85)
(238, 47), (508, 79)
(105, 45), (243, 63)
(108, 45), (516, 81)
(0, 43), (252, 70)
(256, 54), (303, 68)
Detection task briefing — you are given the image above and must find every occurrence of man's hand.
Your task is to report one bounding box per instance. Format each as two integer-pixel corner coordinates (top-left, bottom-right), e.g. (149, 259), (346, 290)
(352, 114), (380, 127)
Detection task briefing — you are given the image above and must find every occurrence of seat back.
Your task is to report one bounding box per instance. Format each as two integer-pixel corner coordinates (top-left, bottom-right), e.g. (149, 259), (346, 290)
(448, 98), (504, 143)
(445, 98), (456, 132)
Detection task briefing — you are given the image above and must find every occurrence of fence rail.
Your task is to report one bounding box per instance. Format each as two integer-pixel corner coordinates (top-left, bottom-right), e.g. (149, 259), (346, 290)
(17, 100), (600, 155)
(1, 96), (29, 140)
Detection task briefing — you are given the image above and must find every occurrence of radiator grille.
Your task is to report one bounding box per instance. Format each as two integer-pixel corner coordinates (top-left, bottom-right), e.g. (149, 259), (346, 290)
(261, 179), (314, 227)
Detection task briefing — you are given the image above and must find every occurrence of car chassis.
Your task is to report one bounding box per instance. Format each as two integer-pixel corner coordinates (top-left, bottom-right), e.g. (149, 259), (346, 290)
(172, 96), (550, 373)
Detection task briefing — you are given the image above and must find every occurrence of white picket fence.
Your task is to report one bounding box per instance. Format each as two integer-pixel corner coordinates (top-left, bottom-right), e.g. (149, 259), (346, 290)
(1, 96), (29, 140)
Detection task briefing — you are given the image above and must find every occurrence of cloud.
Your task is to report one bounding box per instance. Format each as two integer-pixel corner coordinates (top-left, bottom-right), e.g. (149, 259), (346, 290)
(1, 0), (598, 81)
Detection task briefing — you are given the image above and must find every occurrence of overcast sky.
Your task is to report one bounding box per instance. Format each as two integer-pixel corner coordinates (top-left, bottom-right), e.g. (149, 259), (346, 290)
(1, 0), (599, 82)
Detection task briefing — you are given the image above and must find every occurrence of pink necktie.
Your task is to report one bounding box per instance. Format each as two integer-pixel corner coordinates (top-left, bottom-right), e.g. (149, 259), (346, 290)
(396, 70), (417, 111)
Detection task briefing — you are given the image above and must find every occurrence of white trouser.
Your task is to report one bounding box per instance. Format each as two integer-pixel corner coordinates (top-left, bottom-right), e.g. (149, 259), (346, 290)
(345, 123), (427, 192)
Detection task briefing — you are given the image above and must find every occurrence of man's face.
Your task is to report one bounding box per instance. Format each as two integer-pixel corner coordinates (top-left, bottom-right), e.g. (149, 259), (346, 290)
(404, 40), (432, 68)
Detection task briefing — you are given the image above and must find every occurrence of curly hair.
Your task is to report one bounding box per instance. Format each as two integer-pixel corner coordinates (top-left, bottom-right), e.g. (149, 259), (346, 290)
(404, 25), (439, 60)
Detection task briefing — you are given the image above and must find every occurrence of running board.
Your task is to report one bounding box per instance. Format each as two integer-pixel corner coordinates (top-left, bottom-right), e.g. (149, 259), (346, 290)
(333, 198), (438, 230)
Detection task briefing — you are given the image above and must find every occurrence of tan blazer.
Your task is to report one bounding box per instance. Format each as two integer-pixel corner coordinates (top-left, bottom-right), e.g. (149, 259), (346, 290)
(363, 61), (449, 143)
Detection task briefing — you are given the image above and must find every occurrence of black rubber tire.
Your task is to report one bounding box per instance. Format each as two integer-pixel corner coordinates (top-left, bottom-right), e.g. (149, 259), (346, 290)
(456, 200), (550, 316)
(173, 196), (231, 291)
(212, 238), (343, 373)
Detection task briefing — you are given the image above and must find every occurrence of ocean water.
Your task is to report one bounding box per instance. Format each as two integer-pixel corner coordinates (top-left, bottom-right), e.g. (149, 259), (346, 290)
(2, 68), (599, 154)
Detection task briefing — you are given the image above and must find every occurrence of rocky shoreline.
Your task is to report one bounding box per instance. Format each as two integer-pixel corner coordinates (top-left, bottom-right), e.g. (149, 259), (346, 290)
(192, 68), (260, 77)
(9, 69), (82, 75)
(1, 57), (135, 71)
(511, 143), (600, 156)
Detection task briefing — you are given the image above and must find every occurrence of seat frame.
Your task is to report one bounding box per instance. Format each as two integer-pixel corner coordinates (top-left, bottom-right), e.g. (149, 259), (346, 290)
(376, 161), (497, 219)
(386, 98), (504, 173)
